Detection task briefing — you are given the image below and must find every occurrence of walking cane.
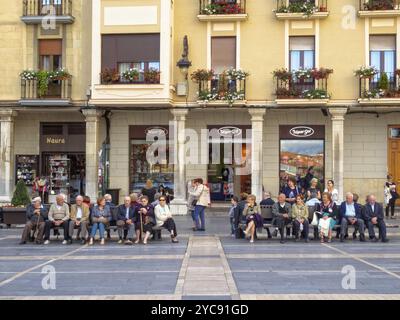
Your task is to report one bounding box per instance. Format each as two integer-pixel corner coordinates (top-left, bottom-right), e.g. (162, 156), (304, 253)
(34, 209), (41, 242)
(140, 210), (144, 242)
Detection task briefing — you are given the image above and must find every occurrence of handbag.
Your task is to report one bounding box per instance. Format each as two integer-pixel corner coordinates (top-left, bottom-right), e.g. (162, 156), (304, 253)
(311, 212), (319, 226)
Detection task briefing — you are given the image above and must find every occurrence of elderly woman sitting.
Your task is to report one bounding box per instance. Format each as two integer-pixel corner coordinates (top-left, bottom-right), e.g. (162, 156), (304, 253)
(315, 192), (339, 243)
(243, 194), (262, 243)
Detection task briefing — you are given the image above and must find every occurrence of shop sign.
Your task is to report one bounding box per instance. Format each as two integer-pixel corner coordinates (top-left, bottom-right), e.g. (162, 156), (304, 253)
(145, 127), (168, 137)
(218, 126), (242, 137)
(289, 126), (315, 138)
(46, 137), (66, 144)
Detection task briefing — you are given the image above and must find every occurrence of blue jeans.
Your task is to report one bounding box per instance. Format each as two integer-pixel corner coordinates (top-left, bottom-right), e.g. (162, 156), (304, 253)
(91, 222), (106, 239)
(194, 205), (206, 230)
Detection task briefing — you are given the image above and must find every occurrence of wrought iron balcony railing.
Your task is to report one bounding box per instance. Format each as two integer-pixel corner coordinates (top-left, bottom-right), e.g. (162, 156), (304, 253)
(359, 0), (400, 11)
(276, 0), (328, 14)
(199, 0), (246, 15)
(359, 71), (400, 99)
(22, 0), (74, 24)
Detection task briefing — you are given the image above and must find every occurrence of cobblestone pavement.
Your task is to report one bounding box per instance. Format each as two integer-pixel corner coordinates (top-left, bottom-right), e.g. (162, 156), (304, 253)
(0, 216), (400, 300)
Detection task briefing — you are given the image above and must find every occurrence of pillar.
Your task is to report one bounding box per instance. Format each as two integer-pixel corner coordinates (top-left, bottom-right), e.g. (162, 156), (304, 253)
(169, 109), (189, 215)
(82, 108), (103, 202)
(249, 108), (266, 203)
(329, 107), (348, 203)
(0, 110), (17, 203)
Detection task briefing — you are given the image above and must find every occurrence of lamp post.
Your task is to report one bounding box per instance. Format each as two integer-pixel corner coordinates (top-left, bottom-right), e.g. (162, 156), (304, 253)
(176, 35), (192, 80)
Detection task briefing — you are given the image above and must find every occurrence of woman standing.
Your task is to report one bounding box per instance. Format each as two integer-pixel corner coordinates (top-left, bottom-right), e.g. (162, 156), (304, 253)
(89, 197), (111, 245)
(243, 195), (262, 243)
(306, 178), (321, 203)
(291, 195), (310, 242)
(135, 195), (155, 244)
(154, 196), (179, 243)
(141, 180), (157, 203)
(385, 175), (398, 219)
(315, 192), (339, 243)
(324, 180), (339, 205)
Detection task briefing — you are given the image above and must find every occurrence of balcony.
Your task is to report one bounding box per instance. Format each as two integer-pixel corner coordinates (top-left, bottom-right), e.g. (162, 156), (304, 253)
(197, 0), (248, 22)
(191, 69), (248, 106)
(273, 68), (332, 106)
(21, 0), (74, 24)
(358, 0), (400, 17)
(358, 70), (400, 105)
(275, 0), (329, 20)
(20, 70), (72, 106)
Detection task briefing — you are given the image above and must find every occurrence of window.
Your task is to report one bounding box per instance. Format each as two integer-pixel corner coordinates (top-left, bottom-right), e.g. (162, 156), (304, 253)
(39, 39), (62, 71)
(102, 34), (160, 82)
(289, 36), (315, 71)
(370, 35), (396, 76)
(211, 37), (236, 74)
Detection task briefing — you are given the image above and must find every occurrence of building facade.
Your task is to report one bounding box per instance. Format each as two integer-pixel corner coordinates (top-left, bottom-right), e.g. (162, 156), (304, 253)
(1, 0), (400, 212)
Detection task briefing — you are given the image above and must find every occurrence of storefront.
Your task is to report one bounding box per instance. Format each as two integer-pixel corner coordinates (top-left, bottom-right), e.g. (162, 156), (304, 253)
(279, 125), (325, 192)
(38, 123), (86, 203)
(129, 125), (174, 194)
(207, 125), (251, 201)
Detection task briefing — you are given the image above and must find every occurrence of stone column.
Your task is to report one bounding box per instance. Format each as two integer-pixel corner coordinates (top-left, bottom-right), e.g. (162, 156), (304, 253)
(82, 109), (103, 202)
(249, 108), (266, 203)
(329, 107), (348, 203)
(169, 109), (189, 215)
(0, 110), (17, 203)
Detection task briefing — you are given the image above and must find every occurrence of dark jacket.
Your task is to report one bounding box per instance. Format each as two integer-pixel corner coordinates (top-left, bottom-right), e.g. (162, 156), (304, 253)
(272, 202), (292, 218)
(117, 204), (135, 221)
(315, 202), (339, 220)
(141, 187), (157, 203)
(260, 198), (275, 206)
(135, 204), (155, 224)
(339, 202), (363, 220)
(236, 200), (247, 223)
(362, 202), (384, 222)
(26, 204), (48, 223)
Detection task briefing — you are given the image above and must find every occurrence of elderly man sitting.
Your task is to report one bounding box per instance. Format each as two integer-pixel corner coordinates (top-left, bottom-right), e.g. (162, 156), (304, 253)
(44, 194), (70, 245)
(339, 192), (365, 242)
(363, 194), (389, 243)
(69, 195), (90, 245)
(20, 197), (47, 245)
(116, 196), (136, 245)
(272, 193), (292, 244)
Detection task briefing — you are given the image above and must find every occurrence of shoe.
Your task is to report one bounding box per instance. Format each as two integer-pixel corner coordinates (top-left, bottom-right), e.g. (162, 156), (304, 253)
(44, 240), (50, 245)
(172, 239), (179, 243)
(62, 240), (68, 245)
(19, 241), (26, 245)
(371, 237), (379, 243)
(280, 239), (285, 244)
(118, 239), (123, 244)
(124, 240), (133, 245)
(36, 241), (43, 245)
(382, 238), (389, 243)
(89, 238), (94, 245)
(81, 239), (86, 245)
(327, 238), (332, 243)
(192, 227), (197, 231)
(250, 239), (254, 243)
(100, 238), (105, 245)
(134, 239), (140, 244)
(340, 235), (344, 243)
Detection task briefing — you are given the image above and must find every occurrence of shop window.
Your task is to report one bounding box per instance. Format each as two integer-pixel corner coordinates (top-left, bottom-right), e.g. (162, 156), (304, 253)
(279, 125), (325, 193)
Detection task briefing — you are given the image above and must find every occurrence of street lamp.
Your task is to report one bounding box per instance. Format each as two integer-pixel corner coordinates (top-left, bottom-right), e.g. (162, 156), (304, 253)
(176, 35), (192, 80)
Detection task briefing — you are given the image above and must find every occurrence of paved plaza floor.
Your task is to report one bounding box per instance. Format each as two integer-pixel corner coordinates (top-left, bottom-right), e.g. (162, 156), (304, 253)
(1, 216), (400, 300)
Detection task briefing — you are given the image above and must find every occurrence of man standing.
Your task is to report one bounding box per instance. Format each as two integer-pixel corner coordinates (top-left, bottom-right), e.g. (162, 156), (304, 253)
(69, 195), (90, 245)
(339, 192), (365, 242)
(44, 194), (70, 245)
(20, 197), (47, 245)
(116, 196), (135, 245)
(272, 194), (292, 244)
(363, 194), (389, 243)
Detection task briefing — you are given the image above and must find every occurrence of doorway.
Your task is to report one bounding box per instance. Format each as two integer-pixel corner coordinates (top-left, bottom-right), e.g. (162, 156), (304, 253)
(388, 126), (400, 205)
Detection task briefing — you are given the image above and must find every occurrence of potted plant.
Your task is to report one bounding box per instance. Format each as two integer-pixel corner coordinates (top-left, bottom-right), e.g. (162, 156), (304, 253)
(100, 68), (120, 84)
(273, 68), (292, 82)
(355, 66), (378, 79)
(2, 180), (31, 226)
(365, 0), (394, 10)
(144, 68), (161, 84)
(311, 68), (333, 80)
(191, 69), (215, 82)
(122, 68), (140, 83)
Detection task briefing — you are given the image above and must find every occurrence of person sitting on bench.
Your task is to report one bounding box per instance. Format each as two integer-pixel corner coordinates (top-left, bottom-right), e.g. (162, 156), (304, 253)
(44, 194), (70, 245)
(291, 195), (309, 243)
(20, 197), (47, 245)
(116, 196), (136, 245)
(339, 192), (365, 242)
(135, 196), (155, 245)
(69, 195), (90, 245)
(89, 197), (111, 246)
(363, 194), (389, 243)
(154, 196), (179, 243)
(272, 194), (292, 244)
(243, 194), (262, 243)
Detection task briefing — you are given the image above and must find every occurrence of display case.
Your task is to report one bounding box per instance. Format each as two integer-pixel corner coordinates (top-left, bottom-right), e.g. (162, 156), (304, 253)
(48, 155), (70, 203)
(15, 155), (39, 186)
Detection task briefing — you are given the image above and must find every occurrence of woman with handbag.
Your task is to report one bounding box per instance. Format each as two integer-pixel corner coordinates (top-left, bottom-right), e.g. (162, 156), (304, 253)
(315, 192), (339, 243)
(89, 197), (111, 245)
(385, 174), (398, 219)
(243, 194), (262, 243)
(135, 195), (155, 244)
(155, 196), (179, 243)
(292, 195), (310, 242)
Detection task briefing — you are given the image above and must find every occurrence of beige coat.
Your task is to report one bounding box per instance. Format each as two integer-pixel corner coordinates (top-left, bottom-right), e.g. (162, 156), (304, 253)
(48, 203), (70, 221)
(189, 184), (211, 207)
(70, 204), (90, 222)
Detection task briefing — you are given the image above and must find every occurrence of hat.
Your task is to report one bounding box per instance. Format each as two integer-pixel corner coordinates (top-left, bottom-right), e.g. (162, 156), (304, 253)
(32, 197), (42, 203)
